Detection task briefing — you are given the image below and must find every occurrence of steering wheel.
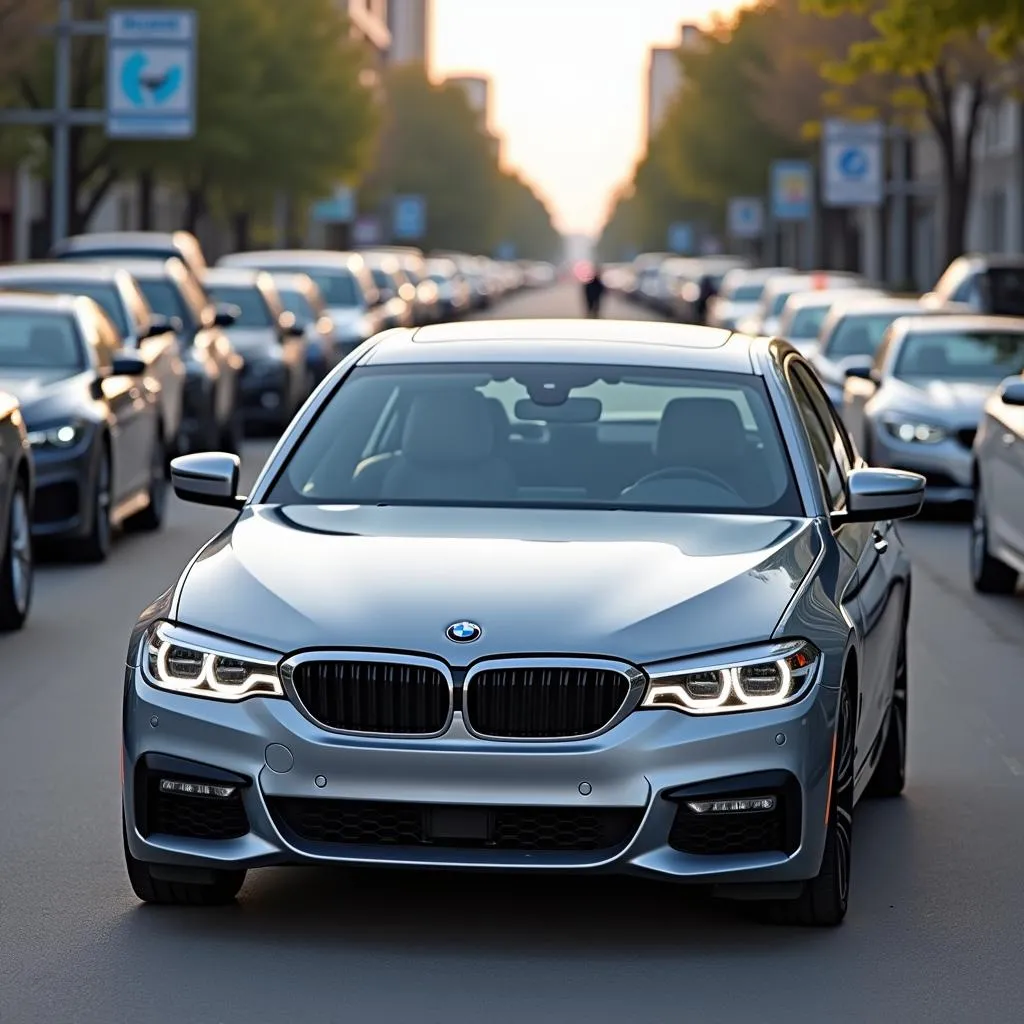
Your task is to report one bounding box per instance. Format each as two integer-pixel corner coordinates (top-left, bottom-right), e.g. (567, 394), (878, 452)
(625, 466), (743, 499)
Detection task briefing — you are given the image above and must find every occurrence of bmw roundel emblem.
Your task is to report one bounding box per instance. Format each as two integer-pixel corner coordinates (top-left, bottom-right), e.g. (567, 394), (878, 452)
(446, 621), (482, 643)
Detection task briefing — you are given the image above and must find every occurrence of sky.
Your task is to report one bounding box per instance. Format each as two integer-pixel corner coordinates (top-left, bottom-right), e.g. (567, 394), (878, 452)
(431, 0), (743, 237)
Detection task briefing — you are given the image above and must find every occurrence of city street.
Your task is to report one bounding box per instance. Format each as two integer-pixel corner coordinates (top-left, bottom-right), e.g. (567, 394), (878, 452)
(2, 284), (1024, 1023)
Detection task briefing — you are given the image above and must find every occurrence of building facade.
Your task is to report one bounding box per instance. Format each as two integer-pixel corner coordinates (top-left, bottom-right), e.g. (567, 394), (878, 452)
(645, 23), (702, 147)
(387, 0), (430, 70)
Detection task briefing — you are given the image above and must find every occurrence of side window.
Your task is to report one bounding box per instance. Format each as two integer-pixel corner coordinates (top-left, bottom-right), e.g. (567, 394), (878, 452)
(93, 310), (121, 367)
(125, 281), (152, 336)
(789, 371), (846, 510)
(951, 273), (977, 304)
(792, 363), (855, 472)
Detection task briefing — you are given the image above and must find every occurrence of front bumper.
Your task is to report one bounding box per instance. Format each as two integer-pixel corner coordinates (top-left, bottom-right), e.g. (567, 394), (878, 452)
(869, 424), (974, 502)
(28, 440), (95, 540)
(123, 663), (839, 885)
(238, 363), (289, 423)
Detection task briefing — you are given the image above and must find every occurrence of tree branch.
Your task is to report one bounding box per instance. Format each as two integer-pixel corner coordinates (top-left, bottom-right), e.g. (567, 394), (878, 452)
(18, 75), (40, 110)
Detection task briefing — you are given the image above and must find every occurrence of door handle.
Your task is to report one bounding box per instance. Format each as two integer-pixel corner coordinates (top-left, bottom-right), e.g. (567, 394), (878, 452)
(872, 529), (889, 553)
(1002, 432), (1016, 446)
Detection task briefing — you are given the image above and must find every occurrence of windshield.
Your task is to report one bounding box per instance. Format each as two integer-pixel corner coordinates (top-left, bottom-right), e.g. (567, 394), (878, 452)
(5, 281), (129, 337)
(787, 305), (830, 339)
(825, 312), (909, 359)
(726, 284), (764, 302)
(371, 269), (395, 292)
(277, 289), (317, 322)
(266, 363), (800, 515)
(136, 278), (190, 328)
(894, 331), (1024, 381)
(205, 285), (273, 328)
(257, 268), (359, 308)
(769, 289), (799, 317)
(0, 310), (85, 370)
(985, 267), (1024, 316)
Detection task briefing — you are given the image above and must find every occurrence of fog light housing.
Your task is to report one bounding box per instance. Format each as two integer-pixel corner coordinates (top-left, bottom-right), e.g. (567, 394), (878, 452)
(159, 778), (236, 799)
(686, 796), (777, 814)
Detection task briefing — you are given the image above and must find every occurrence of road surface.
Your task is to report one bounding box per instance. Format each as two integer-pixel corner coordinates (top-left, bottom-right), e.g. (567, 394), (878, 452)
(1, 284), (1022, 1023)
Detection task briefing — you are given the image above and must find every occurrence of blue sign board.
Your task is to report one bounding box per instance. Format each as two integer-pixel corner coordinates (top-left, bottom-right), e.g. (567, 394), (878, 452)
(106, 9), (197, 139)
(311, 186), (355, 224)
(667, 222), (693, 254)
(770, 160), (813, 221)
(495, 241), (517, 261)
(393, 195), (426, 240)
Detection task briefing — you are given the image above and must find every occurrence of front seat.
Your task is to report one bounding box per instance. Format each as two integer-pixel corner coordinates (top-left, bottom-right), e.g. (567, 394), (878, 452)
(380, 389), (517, 502)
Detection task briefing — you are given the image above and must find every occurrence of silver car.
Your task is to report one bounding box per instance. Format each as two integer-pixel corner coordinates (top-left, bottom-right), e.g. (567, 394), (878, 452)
(842, 315), (1024, 504)
(707, 267), (794, 331)
(0, 390), (33, 630)
(740, 273), (867, 337)
(122, 320), (924, 927)
(970, 373), (1024, 594)
(776, 288), (887, 358)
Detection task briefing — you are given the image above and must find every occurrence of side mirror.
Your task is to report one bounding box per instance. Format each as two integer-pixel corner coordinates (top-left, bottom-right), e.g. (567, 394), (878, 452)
(145, 315), (174, 338)
(286, 321), (306, 338)
(213, 303), (240, 328)
(840, 467), (925, 523)
(111, 352), (147, 376)
(845, 365), (874, 380)
(170, 452), (246, 510)
(999, 379), (1024, 406)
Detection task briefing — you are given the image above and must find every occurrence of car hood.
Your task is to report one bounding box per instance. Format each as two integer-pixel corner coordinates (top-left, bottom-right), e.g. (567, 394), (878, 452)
(224, 327), (278, 356)
(880, 378), (996, 423)
(326, 307), (367, 332)
(176, 506), (822, 665)
(0, 370), (83, 423)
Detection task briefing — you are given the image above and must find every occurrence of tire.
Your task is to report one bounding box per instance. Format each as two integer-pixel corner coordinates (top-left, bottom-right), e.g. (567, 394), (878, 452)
(970, 477), (1018, 594)
(866, 608), (908, 798)
(123, 818), (245, 906)
(767, 679), (854, 927)
(0, 479), (33, 631)
(126, 430), (168, 533)
(67, 446), (112, 563)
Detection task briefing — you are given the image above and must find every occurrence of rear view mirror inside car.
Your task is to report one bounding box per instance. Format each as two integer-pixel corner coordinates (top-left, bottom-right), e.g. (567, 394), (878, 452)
(514, 397), (602, 422)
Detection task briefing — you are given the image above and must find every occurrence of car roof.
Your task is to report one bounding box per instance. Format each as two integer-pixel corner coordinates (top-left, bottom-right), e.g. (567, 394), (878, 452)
(103, 257), (187, 279)
(722, 266), (794, 284)
(204, 267), (264, 287)
(0, 291), (81, 313)
(960, 253), (1024, 270)
(54, 231), (194, 252)
(784, 287), (886, 310)
(0, 261), (125, 283)
(829, 296), (927, 314)
(890, 314), (1024, 334)
(267, 271), (315, 289)
(359, 320), (757, 373)
(217, 250), (364, 271)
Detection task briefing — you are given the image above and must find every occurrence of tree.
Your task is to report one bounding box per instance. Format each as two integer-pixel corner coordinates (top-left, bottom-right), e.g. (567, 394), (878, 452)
(0, 1), (52, 88)
(491, 171), (561, 261)
(362, 66), (502, 253)
(807, 0), (1023, 263)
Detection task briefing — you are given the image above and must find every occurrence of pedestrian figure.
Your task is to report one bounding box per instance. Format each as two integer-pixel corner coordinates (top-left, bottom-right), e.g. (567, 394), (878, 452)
(583, 264), (606, 318)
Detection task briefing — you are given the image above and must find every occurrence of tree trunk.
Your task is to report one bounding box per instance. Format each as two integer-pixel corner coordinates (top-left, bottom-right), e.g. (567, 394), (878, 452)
(184, 188), (206, 233)
(138, 170), (154, 229)
(232, 211), (251, 251)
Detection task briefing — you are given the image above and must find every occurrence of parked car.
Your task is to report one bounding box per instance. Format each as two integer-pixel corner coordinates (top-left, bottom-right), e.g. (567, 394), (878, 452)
(50, 230), (208, 283)
(921, 254), (1024, 316)
(0, 262), (187, 459)
(361, 254), (414, 330)
(741, 272), (868, 337)
(707, 267), (795, 330)
(0, 390), (33, 630)
(114, 259), (243, 455)
(124, 319), (925, 926)
(971, 373), (1024, 593)
(215, 251), (385, 359)
(810, 297), (939, 406)
(424, 257), (470, 319)
(842, 315), (1024, 505)
(203, 268), (310, 433)
(0, 293), (166, 561)
(776, 288), (887, 357)
(269, 273), (340, 384)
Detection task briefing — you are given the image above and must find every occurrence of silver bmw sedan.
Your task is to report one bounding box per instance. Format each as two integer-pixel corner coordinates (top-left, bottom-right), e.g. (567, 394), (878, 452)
(122, 319), (924, 927)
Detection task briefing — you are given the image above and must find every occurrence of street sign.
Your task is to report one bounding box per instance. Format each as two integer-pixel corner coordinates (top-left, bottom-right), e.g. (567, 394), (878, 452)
(727, 197), (764, 238)
(667, 222), (693, 254)
(106, 9), (197, 139)
(495, 241), (517, 261)
(822, 119), (884, 207)
(352, 215), (382, 246)
(770, 160), (812, 221)
(311, 185), (355, 224)
(393, 195), (426, 240)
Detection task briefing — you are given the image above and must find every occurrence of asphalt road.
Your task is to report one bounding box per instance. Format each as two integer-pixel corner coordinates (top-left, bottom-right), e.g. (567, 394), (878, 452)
(2, 283), (1023, 1023)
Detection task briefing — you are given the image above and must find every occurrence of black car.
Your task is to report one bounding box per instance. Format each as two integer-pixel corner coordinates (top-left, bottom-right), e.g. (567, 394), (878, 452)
(0, 389), (34, 630)
(0, 293), (166, 562)
(111, 258), (244, 455)
(0, 262), (187, 458)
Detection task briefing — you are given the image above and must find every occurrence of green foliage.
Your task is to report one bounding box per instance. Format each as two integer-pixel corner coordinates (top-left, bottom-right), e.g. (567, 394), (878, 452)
(491, 172), (562, 261)
(363, 65), (559, 255)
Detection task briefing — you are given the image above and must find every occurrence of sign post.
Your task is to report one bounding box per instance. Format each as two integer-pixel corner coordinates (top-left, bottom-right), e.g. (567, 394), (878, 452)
(770, 160), (813, 268)
(822, 120), (884, 207)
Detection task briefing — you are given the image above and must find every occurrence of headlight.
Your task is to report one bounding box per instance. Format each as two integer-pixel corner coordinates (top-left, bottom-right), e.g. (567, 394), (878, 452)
(882, 416), (946, 444)
(143, 622), (284, 701)
(26, 420), (87, 449)
(640, 640), (820, 715)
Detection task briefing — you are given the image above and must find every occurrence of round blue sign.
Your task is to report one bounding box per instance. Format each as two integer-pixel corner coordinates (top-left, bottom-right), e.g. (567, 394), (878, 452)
(838, 146), (868, 179)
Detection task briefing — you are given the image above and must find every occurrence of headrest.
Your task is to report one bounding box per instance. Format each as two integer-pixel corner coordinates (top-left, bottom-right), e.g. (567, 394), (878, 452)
(402, 389), (497, 465)
(655, 397), (748, 466)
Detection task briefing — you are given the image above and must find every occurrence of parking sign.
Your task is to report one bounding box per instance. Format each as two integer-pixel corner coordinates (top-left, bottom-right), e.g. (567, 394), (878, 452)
(770, 161), (812, 221)
(822, 120), (884, 207)
(667, 222), (693, 254)
(728, 197), (764, 238)
(393, 195), (426, 240)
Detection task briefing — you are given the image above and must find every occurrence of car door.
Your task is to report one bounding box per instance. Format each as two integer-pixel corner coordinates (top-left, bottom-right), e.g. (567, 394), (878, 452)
(261, 279), (305, 411)
(93, 310), (150, 501)
(985, 384), (1024, 559)
(787, 358), (896, 781)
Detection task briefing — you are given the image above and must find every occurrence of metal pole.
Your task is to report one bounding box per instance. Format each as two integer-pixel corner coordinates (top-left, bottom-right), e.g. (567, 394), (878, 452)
(52, 0), (73, 247)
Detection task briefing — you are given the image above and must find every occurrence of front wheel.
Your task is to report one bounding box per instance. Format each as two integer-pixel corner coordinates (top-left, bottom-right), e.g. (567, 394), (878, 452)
(0, 480), (33, 630)
(123, 818), (245, 906)
(767, 680), (854, 927)
(970, 477), (1018, 594)
(866, 611), (908, 798)
(67, 446), (112, 563)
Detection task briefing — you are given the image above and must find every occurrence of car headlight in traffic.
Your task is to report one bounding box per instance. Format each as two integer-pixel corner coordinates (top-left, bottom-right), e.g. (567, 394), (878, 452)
(26, 420), (88, 449)
(641, 641), (820, 715)
(882, 416), (946, 444)
(143, 622), (283, 701)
